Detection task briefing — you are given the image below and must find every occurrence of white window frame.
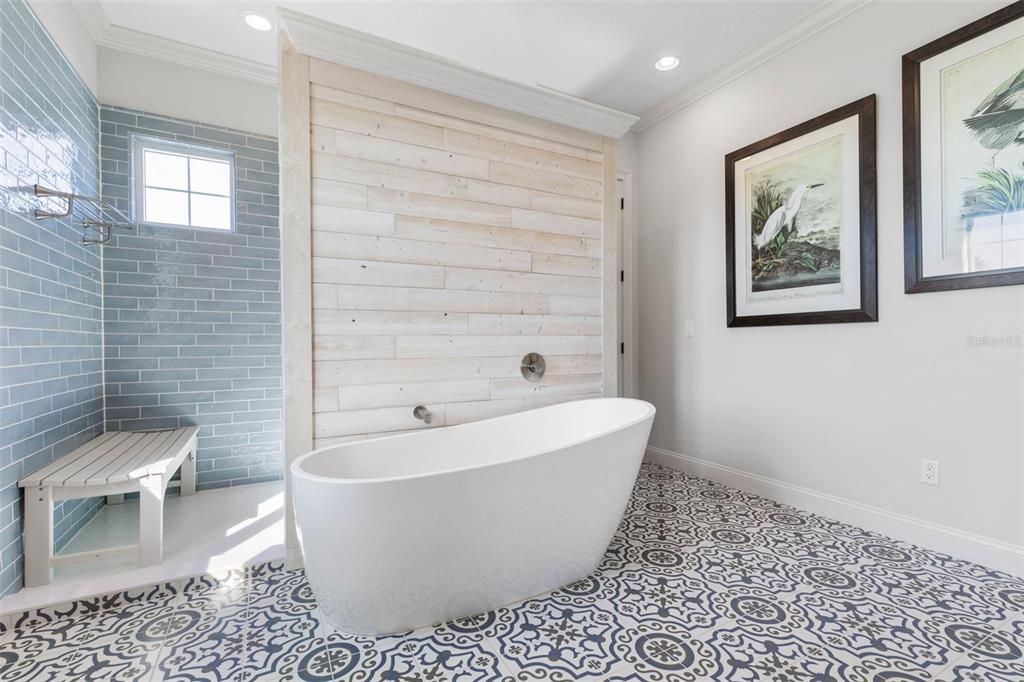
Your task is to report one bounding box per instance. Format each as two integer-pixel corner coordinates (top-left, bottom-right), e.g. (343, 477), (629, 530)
(131, 135), (236, 231)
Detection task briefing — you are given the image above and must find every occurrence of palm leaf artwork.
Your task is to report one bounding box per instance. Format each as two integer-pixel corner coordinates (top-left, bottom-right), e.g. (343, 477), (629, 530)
(963, 67), (1024, 151)
(963, 162), (1024, 218)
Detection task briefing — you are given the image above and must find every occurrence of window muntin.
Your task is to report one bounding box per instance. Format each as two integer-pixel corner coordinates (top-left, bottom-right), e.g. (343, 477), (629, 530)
(133, 137), (234, 231)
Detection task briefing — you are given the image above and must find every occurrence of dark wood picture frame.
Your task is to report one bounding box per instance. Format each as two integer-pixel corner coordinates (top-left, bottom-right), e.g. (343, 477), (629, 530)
(725, 95), (878, 327)
(903, 2), (1024, 294)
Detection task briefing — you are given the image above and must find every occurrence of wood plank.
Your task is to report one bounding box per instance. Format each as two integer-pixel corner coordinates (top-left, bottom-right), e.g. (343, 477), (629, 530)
(464, 180), (532, 209)
(445, 267), (601, 298)
(314, 354), (599, 387)
(47, 433), (139, 486)
(337, 379), (490, 410)
(395, 334), (602, 359)
(134, 427), (197, 479)
(311, 97), (445, 148)
(312, 282), (337, 308)
(313, 434), (369, 448)
(116, 429), (193, 482)
(307, 59), (604, 152)
(489, 373), (604, 400)
(510, 208), (602, 239)
(529, 191), (602, 220)
(544, 354), (603, 375)
(313, 151), (469, 200)
(314, 405), (446, 438)
(311, 126), (489, 180)
(468, 314), (602, 336)
(490, 161), (601, 200)
(332, 284), (602, 316)
(312, 256), (444, 288)
(68, 432), (162, 485)
(87, 431), (175, 485)
(445, 129), (602, 180)
(366, 187), (513, 228)
(315, 357), (521, 386)
(314, 385), (339, 413)
(312, 204), (393, 235)
(532, 253), (601, 277)
(394, 216), (589, 257)
(395, 104), (596, 160)
(314, 309), (469, 336)
(312, 231), (532, 272)
(20, 432), (120, 486)
(313, 152), (537, 212)
(313, 335), (396, 361)
(61, 432), (149, 486)
(310, 82), (395, 114)
(310, 178), (367, 210)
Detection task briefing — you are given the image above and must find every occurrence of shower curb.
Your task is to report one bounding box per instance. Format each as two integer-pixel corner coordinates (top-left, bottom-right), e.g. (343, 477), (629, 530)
(0, 557), (287, 635)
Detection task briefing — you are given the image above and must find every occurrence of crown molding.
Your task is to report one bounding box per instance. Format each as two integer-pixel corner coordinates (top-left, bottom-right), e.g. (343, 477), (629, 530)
(634, 0), (874, 132)
(278, 8), (638, 139)
(71, 0), (276, 87)
(69, 0), (107, 44)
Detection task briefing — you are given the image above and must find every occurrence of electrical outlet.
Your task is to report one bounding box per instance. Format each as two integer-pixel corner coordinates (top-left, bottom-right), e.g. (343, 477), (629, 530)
(920, 459), (940, 486)
(683, 321), (695, 337)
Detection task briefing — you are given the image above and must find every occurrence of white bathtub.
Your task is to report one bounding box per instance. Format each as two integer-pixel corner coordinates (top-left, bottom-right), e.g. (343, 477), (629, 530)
(291, 397), (655, 635)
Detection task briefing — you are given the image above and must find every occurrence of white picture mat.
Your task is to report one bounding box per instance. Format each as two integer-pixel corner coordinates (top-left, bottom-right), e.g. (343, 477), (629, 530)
(734, 115), (862, 317)
(919, 17), (1023, 277)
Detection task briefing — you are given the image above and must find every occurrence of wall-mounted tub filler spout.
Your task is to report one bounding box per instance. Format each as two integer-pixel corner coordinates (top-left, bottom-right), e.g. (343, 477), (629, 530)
(413, 405), (434, 424)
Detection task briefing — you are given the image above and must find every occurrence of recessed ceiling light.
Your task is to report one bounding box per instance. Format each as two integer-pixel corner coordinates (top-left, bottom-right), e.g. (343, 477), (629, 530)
(654, 56), (680, 72)
(243, 11), (272, 32)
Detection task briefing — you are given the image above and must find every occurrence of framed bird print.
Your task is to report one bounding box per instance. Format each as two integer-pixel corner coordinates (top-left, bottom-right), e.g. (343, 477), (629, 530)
(725, 95), (877, 327)
(904, 3), (1024, 293)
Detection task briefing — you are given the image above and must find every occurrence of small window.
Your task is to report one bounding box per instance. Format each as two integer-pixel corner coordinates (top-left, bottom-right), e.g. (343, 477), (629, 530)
(132, 137), (234, 230)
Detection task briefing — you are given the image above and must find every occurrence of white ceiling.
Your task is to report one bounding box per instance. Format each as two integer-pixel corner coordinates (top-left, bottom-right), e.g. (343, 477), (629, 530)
(95, 0), (825, 118)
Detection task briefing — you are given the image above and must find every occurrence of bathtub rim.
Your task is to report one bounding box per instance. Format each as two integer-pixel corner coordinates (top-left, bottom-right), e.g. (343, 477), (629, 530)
(292, 397), (656, 486)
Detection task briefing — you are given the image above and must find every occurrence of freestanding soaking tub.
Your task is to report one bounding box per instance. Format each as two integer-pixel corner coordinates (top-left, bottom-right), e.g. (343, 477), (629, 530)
(291, 397), (655, 635)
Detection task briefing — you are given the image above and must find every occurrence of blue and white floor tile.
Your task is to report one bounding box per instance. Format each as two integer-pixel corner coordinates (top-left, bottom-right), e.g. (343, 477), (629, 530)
(1, 463), (1021, 681)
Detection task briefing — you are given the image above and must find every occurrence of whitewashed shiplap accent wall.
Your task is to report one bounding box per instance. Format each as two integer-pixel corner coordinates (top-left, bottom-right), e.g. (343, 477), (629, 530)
(284, 57), (619, 449)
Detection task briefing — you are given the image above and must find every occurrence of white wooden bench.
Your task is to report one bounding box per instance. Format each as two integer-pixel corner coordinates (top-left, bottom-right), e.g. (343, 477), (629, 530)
(19, 427), (198, 587)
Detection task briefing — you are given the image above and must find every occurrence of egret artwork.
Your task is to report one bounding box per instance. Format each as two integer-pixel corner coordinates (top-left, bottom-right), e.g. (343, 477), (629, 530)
(746, 136), (843, 293)
(726, 95), (875, 325)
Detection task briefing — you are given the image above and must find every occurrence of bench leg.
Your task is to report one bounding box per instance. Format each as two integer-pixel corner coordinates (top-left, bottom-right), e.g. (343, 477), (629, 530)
(23, 487), (53, 587)
(138, 477), (164, 567)
(180, 444), (197, 497)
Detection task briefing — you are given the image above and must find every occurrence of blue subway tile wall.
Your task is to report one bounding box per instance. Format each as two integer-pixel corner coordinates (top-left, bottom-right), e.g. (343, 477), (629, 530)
(0, 0), (105, 594)
(98, 106), (283, 492)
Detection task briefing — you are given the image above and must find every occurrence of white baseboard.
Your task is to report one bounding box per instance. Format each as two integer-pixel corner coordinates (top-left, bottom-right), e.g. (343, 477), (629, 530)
(645, 446), (1024, 578)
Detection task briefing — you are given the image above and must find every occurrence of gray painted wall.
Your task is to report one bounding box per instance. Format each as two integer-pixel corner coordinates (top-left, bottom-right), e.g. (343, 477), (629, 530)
(0, 0), (105, 595)
(98, 106), (283, 491)
(634, 1), (1022, 552)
